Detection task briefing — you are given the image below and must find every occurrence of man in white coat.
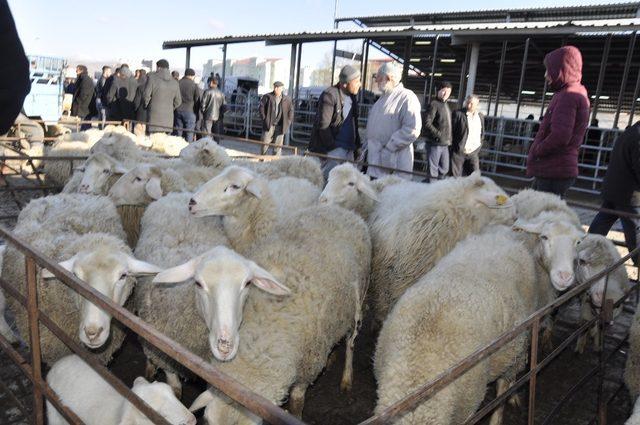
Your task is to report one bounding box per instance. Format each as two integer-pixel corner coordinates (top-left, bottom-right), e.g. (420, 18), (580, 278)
(364, 62), (422, 179)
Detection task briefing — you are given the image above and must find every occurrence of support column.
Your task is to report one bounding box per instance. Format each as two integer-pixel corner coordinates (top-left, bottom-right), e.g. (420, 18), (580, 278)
(591, 34), (613, 123)
(457, 43), (471, 107)
(221, 44), (227, 91)
(427, 35), (440, 103)
(360, 39), (369, 102)
(288, 43), (297, 99)
(515, 38), (531, 119)
(185, 47), (191, 69)
(493, 41), (508, 117)
(614, 32), (636, 128)
(330, 41), (338, 85)
(295, 43), (303, 100)
(402, 36), (413, 85)
(466, 42), (480, 98)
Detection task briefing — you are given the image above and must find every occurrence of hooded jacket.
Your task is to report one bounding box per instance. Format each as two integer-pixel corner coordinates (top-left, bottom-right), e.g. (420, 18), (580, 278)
(106, 66), (138, 121)
(526, 46), (590, 179)
(143, 68), (182, 132)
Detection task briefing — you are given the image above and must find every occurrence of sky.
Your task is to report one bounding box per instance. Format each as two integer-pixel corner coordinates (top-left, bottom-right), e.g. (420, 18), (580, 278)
(8, 0), (629, 74)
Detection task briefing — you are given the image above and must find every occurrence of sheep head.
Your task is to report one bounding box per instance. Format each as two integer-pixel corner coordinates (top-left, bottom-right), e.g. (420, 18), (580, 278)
(188, 166), (266, 218)
(76, 153), (129, 195)
(118, 377), (196, 425)
(108, 164), (164, 206)
(319, 163), (378, 209)
(41, 239), (161, 349)
(152, 246), (290, 362)
(179, 137), (231, 169)
(513, 212), (584, 291)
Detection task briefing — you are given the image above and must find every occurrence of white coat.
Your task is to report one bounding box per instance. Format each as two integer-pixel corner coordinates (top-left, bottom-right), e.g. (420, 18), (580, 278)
(365, 83), (422, 179)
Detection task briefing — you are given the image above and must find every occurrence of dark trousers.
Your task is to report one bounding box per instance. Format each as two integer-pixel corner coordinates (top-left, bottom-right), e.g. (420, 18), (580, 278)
(203, 119), (222, 142)
(174, 110), (197, 142)
(451, 149), (480, 177)
(532, 177), (575, 199)
(589, 200), (640, 266)
(426, 145), (450, 180)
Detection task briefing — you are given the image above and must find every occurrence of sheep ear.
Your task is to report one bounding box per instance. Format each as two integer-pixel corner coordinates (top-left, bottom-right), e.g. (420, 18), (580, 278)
(356, 179), (379, 202)
(469, 172), (484, 186)
(245, 178), (263, 199)
(512, 218), (543, 235)
(153, 259), (198, 284)
(125, 255), (163, 275)
(41, 255), (77, 279)
(249, 262), (291, 296)
(190, 390), (215, 412)
(145, 176), (163, 200)
(132, 376), (149, 387)
(113, 162), (129, 174)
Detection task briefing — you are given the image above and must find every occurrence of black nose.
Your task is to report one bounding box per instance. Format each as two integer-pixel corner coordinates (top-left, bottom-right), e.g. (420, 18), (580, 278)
(188, 198), (196, 206)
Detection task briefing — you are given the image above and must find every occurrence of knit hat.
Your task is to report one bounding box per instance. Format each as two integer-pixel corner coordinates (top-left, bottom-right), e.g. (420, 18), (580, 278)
(339, 65), (361, 84)
(156, 59), (169, 69)
(185, 68), (196, 76)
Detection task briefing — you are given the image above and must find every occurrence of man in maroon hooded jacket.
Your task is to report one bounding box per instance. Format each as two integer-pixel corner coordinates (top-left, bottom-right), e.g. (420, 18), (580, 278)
(526, 46), (590, 198)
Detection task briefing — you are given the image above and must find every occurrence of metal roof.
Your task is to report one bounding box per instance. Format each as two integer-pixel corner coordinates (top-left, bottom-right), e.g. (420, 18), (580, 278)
(337, 2), (640, 26)
(163, 19), (640, 49)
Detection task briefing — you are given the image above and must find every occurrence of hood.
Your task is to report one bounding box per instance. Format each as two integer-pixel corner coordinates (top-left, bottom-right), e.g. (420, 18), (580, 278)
(155, 68), (172, 81)
(544, 46), (583, 90)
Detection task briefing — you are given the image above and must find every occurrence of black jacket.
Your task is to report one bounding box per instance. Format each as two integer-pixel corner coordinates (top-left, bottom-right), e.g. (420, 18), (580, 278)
(601, 122), (640, 205)
(134, 75), (148, 122)
(451, 108), (484, 154)
(71, 72), (96, 119)
(259, 92), (293, 133)
(177, 77), (201, 114)
(106, 70), (138, 121)
(423, 98), (452, 146)
(309, 85), (360, 154)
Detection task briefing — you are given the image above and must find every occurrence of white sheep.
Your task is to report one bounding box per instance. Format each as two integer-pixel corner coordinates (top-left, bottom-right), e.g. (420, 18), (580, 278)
(46, 355), (196, 425)
(1, 194), (160, 364)
(44, 140), (92, 186)
(62, 153), (129, 194)
(374, 230), (540, 425)
(155, 203), (371, 420)
(107, 164), (189, 207)
(188, 166), (321, 254)
(627, 396), (640, 425)
(319, 162), (403, 220)
(369, 173), (516, 322)
(511, 189), (581, 228)
(147, 133), (189, 156)
(133, 193), (229, 397)
(90, 132), (159, 164)
(575, 234), (631, 353)
(178, 137), (231, 169)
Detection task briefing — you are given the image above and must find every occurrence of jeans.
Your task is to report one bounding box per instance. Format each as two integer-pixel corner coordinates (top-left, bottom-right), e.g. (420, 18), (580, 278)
(451, 149), (480, 177)
(321, 148), (354, 181)
(261, 125), (284, 155)
(174, 110), (197, 142)
(203, 119), (222, 142)
(426, 145), (450, 180)
(532, 177), (575, 199)
(589, 200), (640, 266)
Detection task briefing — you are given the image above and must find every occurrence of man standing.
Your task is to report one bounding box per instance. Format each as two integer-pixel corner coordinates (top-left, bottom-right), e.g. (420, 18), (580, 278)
(175, 68), (200, 142)
(588, 122), (640, 266)
(451, 94), (483, 177)
(423, 81), (453, 181)
(259, 81), (293, 155)
(95, 66), (112, 122)
(308, 65), (361, 178)
(106, 64), (138, 122)
(143, 59), (181, 134)
(526, 46), (590, 199)
(71, 65), (96, 128)
(365, 62), (421, 180)
(200, 78), (226, 141)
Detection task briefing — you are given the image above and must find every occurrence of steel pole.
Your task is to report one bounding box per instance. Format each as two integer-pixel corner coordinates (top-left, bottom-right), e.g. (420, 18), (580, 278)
(515, 38), (531, 119)
(493, 41), (508, 117)
(427, 35), (440, 103)
(591, 34), (613, 123)
(614, 31), (637, 128)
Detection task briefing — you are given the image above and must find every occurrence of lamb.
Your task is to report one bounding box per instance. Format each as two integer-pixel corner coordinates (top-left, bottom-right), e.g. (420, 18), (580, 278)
(46, 355), (196, 425)
(62, 153), (130, 194)
(188, 166), (321, 254)
(369, 173), (516, 322)
(511, 189), (581, 228)
(374, 230), (541, 425)
(133, 193), (229, 396)
(575, 234), (631, 353)
(319, 162), (403, 220)
(1, 194), (160, 364)
(154, 203), (371, 421)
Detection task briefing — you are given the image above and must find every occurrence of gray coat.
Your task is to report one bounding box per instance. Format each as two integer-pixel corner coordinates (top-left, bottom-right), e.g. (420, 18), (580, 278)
(143, 68), (181, 132)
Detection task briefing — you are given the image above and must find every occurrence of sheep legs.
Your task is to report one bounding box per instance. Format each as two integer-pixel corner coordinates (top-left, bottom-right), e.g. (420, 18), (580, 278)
(341, 281), (364, 392)
(489, 377), (514, 425)
(165, 371), (182, 400)
(289, 383), (307, 418)
(145, 359), (157, 380)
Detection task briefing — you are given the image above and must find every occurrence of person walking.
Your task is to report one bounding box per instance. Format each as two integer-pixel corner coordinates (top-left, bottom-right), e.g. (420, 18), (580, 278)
(175, 68), (200, 142)
(143, 59), (181, 134)
(106, 64), (138, 122)
(451, 94), (483, 177)
(71, 65), (96, 129)
(95, 65), (112, 122)
(200, 78), (226, 141)
(588, 122), (640, 265)
(308, 65), (361, 178)
(258, 81), (293, 155)
(423, 81), (453, 181)
(526, 45), (590, 199)
(365, 62), (422, 180)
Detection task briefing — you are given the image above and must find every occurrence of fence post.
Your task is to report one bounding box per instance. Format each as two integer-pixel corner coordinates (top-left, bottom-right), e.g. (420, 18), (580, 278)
(528, 317), (540, 425)
(597, 295), (614, 425)
(25, 255), (45, 425)
(245, 95), (251, 140)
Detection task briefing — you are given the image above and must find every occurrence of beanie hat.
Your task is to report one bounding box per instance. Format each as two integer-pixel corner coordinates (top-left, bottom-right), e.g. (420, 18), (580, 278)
(339, 65), (361, 84)
(156, 59), (169, 69)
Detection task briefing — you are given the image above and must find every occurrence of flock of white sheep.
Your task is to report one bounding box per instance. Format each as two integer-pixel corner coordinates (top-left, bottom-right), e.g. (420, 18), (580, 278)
(0, 125), (637, 424)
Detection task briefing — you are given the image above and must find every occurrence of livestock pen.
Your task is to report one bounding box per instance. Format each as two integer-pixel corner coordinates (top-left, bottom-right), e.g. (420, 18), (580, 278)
(0, 122), (639, 424)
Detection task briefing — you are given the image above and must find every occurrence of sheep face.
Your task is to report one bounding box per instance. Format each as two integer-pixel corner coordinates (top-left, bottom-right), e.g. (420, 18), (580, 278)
(319, 163), (378, 208)
(43, 248), (161, 349)
(463, 175), (515, 221)
(179, 137), (230, 169)
(108, 165), (163, 206)
(514, 217), (584, 291)
(119, 377), (196, 425)
(577, 234), (627, 309)
(188, 166), (261, 218)
(153, 246), (290, 362)
(76, 153), (128, 194)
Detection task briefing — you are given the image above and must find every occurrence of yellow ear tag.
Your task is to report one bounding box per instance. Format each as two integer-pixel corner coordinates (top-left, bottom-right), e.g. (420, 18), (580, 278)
(495, 194), (508, 206)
